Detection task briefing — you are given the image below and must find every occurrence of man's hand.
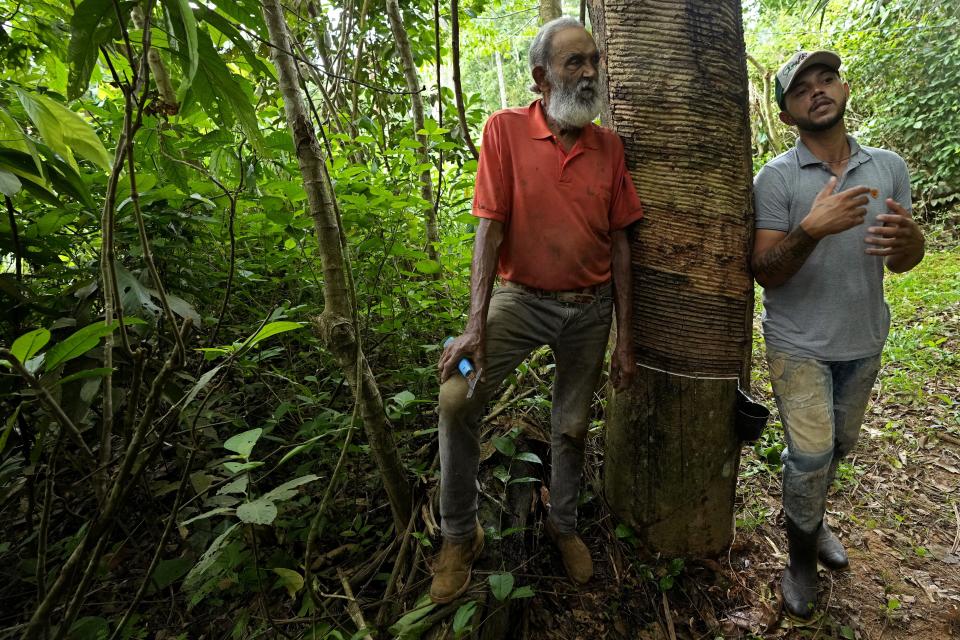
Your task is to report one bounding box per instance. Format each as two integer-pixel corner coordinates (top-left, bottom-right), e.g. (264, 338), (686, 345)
(864, 198), (924, 272)
(439, 329), (484, 383)
(609, 341), (636, 392)
(799, 177), (872, 240)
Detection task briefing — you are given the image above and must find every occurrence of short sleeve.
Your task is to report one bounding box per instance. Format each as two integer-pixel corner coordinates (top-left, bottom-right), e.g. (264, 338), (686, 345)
(754, 165), (790, 232)
(472, 115), (511, 223)
(608, 140), (644, 231)
(892, 155), (912, 213)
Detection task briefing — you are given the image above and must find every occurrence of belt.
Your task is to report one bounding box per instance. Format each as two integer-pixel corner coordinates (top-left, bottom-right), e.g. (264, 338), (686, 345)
(502, 280), (609, 304)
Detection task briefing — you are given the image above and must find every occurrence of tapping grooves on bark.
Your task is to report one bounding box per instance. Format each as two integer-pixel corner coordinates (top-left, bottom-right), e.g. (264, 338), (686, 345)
(588, 0), (755, 556)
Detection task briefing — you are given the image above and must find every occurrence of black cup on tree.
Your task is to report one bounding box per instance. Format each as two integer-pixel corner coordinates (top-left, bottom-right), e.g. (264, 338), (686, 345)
(735, 389), (770, 442)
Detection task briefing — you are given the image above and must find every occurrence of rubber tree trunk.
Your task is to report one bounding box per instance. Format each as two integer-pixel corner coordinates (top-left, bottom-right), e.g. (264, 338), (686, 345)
(540, 0), (562, 23)
(587, 0), (754, 556)
(384, 0), (441, 272)
(262, 0), (412, 531)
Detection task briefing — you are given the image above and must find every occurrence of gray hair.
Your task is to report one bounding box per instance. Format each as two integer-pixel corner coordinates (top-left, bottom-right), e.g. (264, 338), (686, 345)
(528, 16), (585, 94)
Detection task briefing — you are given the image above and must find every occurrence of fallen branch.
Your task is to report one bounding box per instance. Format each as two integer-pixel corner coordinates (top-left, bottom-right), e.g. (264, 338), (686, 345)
(339, 569), (374, 640)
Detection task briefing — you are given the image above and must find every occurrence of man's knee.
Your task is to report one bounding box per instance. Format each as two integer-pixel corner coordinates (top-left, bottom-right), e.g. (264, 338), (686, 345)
(439, 377), (472, 422)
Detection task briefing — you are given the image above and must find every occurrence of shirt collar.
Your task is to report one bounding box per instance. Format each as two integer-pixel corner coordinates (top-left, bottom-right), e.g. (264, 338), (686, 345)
(527, 99), (600, 150)
(795, 134), (870, 167)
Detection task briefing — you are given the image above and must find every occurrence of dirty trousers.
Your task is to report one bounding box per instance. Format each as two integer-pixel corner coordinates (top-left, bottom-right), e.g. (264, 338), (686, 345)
(767, 347), (881, 533)
(439, 285), (613, 542)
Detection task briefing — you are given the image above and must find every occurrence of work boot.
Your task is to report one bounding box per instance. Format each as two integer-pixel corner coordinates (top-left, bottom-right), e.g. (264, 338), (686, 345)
(430, 522), (484, 604)
(781, 518), (820, 620)
(545, 518), (593, 585)
(817, 523), (849, 570)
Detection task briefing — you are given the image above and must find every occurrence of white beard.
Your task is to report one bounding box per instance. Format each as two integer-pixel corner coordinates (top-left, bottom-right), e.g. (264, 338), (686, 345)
(544, 70), (601, 129)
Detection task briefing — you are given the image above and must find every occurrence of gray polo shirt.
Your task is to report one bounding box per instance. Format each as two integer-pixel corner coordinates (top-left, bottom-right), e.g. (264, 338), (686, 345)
(754, 136), (912, 361)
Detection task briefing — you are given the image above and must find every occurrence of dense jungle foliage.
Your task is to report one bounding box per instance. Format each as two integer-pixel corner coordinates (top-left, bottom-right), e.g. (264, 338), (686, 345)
(0, 0), (957, 638)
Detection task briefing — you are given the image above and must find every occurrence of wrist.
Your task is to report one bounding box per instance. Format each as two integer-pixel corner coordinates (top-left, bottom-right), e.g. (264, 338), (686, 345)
(799, 218), (822, 240)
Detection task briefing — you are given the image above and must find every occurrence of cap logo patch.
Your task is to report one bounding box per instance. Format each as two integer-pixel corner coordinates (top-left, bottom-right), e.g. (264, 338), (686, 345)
(782, 52), (808, 76)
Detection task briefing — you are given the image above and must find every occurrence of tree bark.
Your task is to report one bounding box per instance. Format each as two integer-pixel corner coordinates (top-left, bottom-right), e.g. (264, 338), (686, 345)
(540, 0), (562, 23)
(384, 0), (441, 271)
(588, 0), (754, 556)
(261, 0), (412, 531)
(451, 0), (479, 159)
(495, 51), (508, 110)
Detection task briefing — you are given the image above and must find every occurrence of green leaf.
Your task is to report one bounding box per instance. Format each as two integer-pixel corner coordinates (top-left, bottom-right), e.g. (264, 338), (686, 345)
(246, 321), (304, 349)
(150, 557), (193, 591)
(278, 434), (323, 465)
(55, 367), (114, 386)
(180, 507), (235, 526)
(164, 0), (199, 97)
(183, 523), (239, 591)
(389, 602), (436, 638)
(223, 460), (264, 474)
(414, 259), (441, 274)
(236, 497), (277, 525)
(261, 474), (319, 502)
(0, 405), (20, 454)
(488, 572), (514, 601)
(614, 524), (634, 539)
(223, 427), (262, 459)
(180, 364), (225, 413)
(67, 616), (109, 640)
(510, 585), (535, 599)
(272, 567), (304, 598)
(452, 601), (477, 638)
(507, 476), (539, 485)
(0, 169), (21, 196)
(492, 436), (516, 457)
(0, 106), (42, 173)
(11, 328), (50, 363)
(217, 475), (249, 496)
(513, 452), (542, 465)
(67, 0), (118, 100)
(16, 90), (111, 172)
(43, 321), (120, 372)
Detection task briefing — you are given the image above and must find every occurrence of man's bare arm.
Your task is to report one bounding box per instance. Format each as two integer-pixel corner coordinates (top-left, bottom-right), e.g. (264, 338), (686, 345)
(751, 227), (818, 288)
(438, 218), (504, 381)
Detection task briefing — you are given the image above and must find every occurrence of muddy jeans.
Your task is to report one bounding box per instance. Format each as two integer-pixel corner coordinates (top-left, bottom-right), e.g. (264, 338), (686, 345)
(767, 347), (882, 534)
(438, 285), (613, 542)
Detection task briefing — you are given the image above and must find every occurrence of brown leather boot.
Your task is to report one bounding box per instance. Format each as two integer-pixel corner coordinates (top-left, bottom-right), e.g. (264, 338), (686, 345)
(545, 519), (593, 585)
(429, 522), (484, 604)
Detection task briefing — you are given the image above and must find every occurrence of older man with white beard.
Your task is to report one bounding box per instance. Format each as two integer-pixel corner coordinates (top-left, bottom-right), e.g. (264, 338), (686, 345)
(430, 17), (644, 603)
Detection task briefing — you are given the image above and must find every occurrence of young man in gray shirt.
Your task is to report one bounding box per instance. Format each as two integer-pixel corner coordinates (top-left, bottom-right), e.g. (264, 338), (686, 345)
(752, 50), (925, 619)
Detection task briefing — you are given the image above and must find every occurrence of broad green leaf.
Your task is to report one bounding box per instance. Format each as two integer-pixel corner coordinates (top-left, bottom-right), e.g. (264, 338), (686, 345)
(236, 497), (277, 525)
(492, 436), (516, 457)
(261, 474), (319, 502)
(150, 557), (193, 591)
(11, 328), (50, 363)
(246, 321), (304, 349)
(67, 0), (117, 100)
(388, 602), (436, 638)
(391, 390), (417, 408)
(180, 364), (225, 413)
(514, 452), (543, 465)
(414, 260), (441, 274)
(0, 107), (42, 173)
(68, 616), (109, 640)
(507, 476), (539, 485)
(452, 601), (477, 638)
(164, 0), (198, 97)
(16, 90), (111, 172)
(278, 434), (323, 465)
(272, 568), (304, 598)
(43, 321), (121, 372)
(223, 428), (262, 459)
(0, 169), (21, 196)
(488, 572), (514, 601)
(510, 585), (535, 599)
(217, 475), (249, 496)
(198, 8), (272, 77)
(183, 523), (238, 591)
(180, 507), (235, 526)
(55, 367), (114, 386)
(0, 405), (20, 454)
(223, 460), (264, 474)
(35, 145), (95, 208)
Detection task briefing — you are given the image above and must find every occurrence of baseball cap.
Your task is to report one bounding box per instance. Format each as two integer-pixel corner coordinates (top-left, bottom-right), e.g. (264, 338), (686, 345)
(775, 50), (842, 109)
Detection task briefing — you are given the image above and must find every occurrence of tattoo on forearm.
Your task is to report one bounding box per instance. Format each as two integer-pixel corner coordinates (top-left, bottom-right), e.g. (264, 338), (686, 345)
(753, 226), (819, 283)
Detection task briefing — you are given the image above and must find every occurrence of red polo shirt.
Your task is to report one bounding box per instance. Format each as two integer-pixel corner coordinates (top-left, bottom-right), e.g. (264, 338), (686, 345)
(472, 100), (644, 291)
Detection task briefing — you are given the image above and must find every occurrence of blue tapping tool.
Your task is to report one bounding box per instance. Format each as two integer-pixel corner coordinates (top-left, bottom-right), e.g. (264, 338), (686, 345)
(443, 337), (482, 399)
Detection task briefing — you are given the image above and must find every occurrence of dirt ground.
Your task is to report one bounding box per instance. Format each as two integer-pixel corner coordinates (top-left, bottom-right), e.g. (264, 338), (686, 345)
(507, 362), (960, 640)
